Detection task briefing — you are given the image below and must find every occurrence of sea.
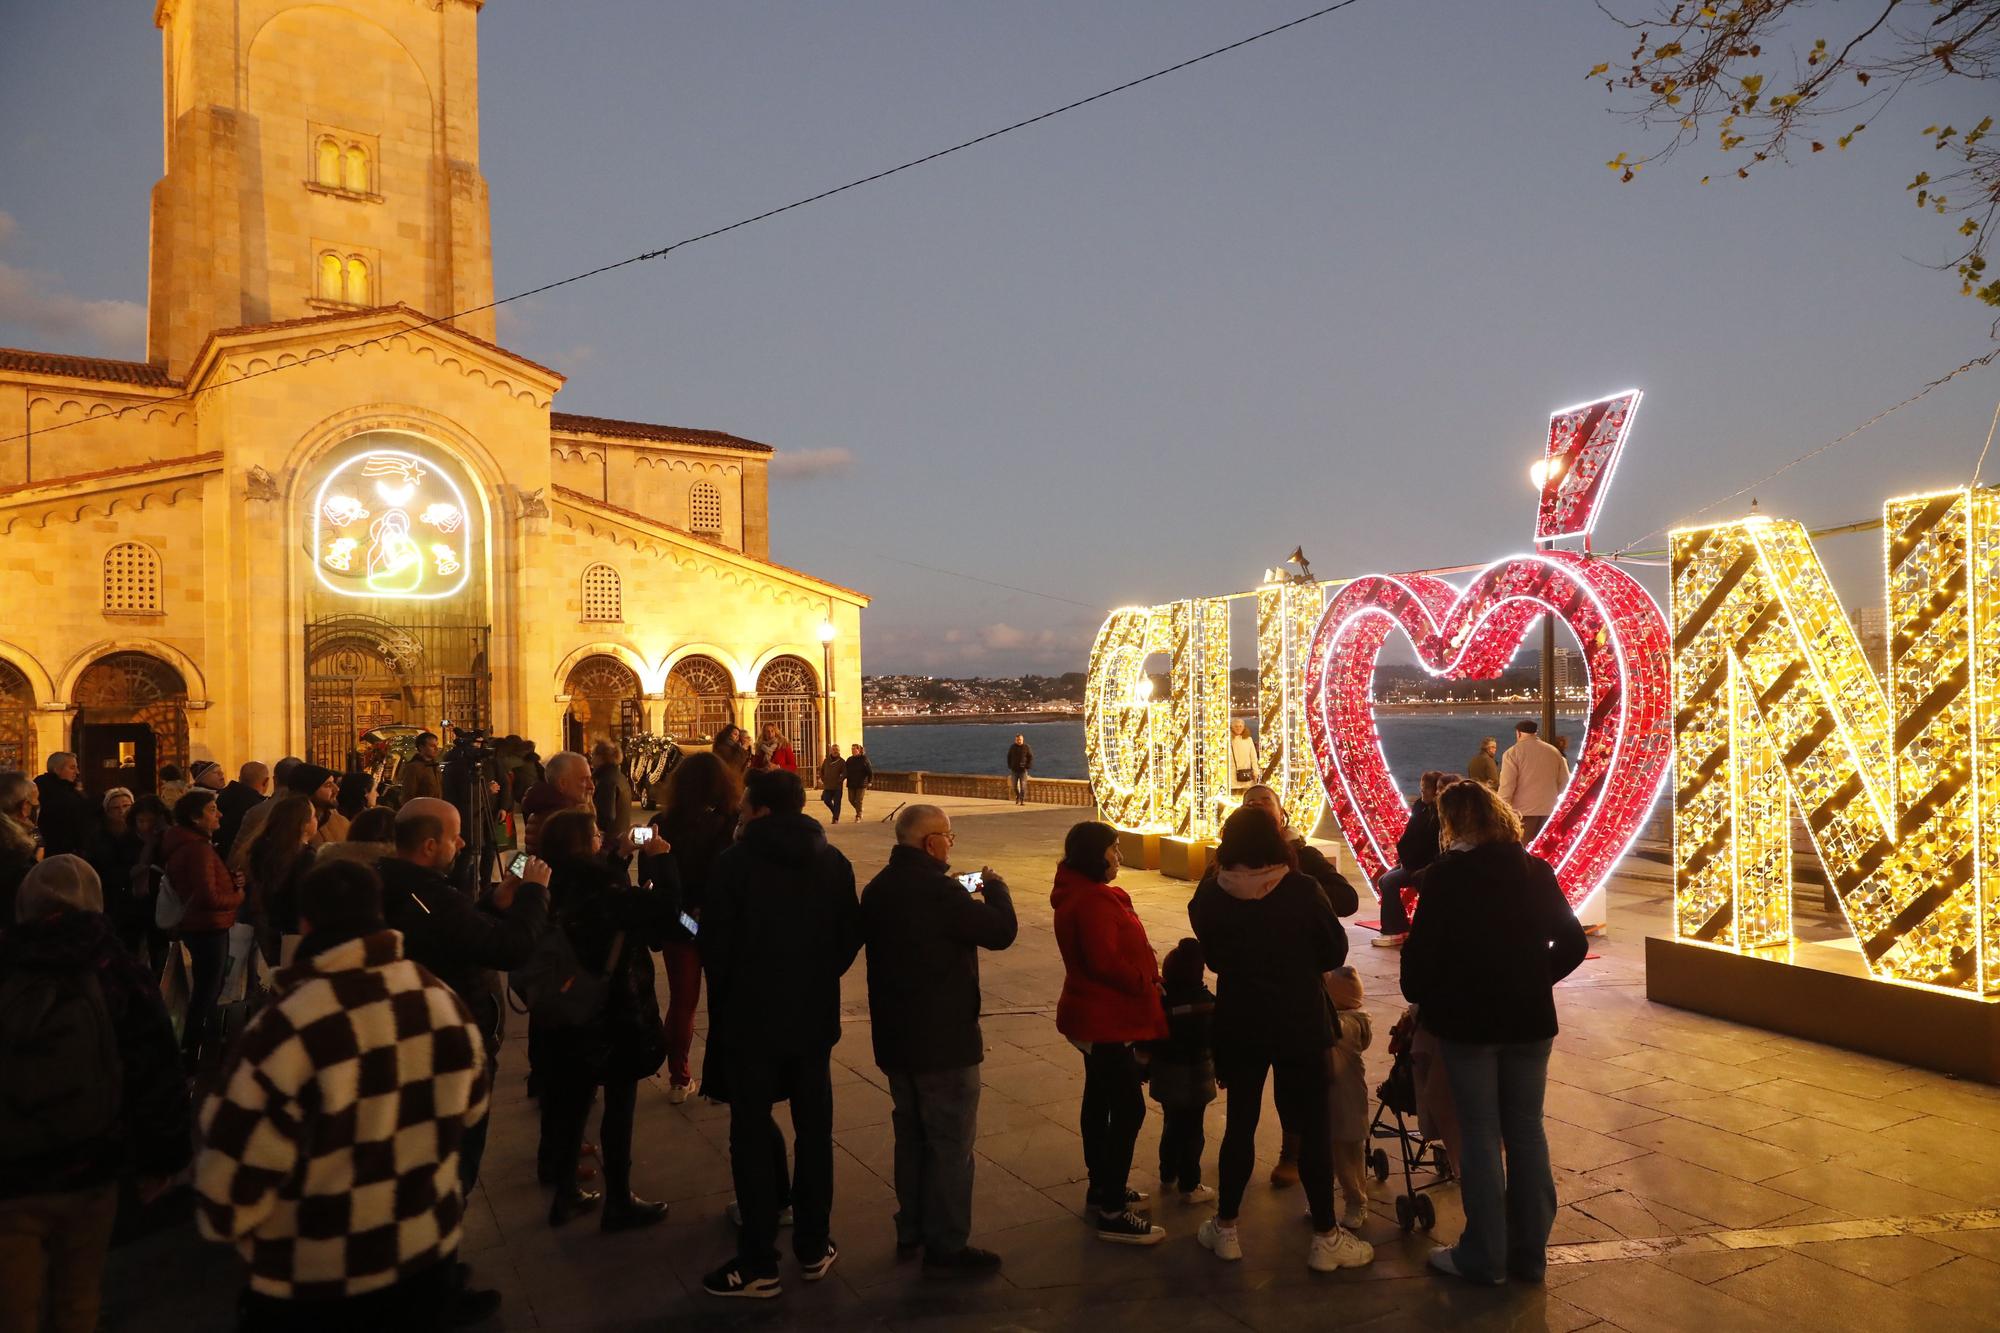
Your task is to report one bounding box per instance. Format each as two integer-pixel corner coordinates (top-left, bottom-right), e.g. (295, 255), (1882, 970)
(863, 713), (1587, 791)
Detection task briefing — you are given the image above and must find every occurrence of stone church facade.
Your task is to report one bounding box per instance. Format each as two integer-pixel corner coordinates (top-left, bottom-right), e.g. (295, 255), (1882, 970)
(0, 0), (865, 792)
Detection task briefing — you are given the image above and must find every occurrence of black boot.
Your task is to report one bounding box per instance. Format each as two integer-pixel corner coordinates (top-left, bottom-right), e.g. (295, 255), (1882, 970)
(601, 1193), (669, 1232)
(548, 1186), (602, 1228)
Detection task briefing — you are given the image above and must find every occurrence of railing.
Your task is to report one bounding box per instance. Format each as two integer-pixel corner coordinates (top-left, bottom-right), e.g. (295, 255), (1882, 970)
(870, 770), (1096, 808)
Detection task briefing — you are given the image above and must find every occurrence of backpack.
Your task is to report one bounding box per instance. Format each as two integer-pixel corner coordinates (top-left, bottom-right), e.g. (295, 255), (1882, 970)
(0, 967), (123, 1157)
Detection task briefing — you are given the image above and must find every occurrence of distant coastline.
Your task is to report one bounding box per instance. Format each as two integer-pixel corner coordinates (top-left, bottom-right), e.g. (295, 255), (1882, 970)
(864, 712), (1079, 726)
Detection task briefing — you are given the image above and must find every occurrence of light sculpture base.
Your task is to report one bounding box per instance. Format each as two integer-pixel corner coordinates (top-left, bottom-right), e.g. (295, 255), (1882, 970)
(1160, 837), (1212, 883)
(1645, 936), (2000, 1084)
(1118, 830), (1161, 872)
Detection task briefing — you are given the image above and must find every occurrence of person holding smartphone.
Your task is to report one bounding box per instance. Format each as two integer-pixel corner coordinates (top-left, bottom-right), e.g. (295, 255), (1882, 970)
(857, 805), (1016, 1276)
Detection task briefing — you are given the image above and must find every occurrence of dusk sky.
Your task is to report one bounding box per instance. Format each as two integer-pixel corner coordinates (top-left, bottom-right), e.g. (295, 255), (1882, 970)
(4, 2), (1996, 676)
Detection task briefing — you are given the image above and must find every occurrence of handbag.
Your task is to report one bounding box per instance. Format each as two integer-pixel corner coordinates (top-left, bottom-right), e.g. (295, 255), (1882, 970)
(153, 871), (187, 931)
(158, 941), (193, 1042)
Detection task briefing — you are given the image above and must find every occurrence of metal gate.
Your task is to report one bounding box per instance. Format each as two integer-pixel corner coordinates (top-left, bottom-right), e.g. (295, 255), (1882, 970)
(305, 616), (490, 769)
(755, 656), (822, 763)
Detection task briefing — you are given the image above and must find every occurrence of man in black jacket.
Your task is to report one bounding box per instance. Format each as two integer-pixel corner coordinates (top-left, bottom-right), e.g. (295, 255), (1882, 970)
(1004, 736), (1032, 805)
(860, 804), (1016, 1276)
(378, 798), (548, 1200)
(33, 753), (91, 859)
(700, 769), (860, 1299)
(214, 763), (269, 857)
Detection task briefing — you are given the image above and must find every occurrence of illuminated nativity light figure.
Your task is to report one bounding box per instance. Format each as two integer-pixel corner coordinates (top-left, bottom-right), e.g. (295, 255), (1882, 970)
(312, 447), (475, 601)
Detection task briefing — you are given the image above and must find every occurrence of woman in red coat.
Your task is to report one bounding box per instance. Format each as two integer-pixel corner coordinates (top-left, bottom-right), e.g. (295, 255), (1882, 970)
(161, 789), (243, 1067)
(1052, 821), (1168, 1246)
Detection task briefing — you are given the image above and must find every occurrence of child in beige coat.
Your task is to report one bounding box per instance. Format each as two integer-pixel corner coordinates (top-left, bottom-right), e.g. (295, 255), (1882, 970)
(1324, 965), (1374, 1229)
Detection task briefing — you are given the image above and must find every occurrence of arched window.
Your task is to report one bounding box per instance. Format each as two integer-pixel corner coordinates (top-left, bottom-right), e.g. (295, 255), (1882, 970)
(342, 143), (369, 194)
(689, 481), (723, 536)
(317, 251), (345, 301)
(0, 659), (35, 775)
(343, 256), (371, 305)
(663, 655), (735, 741)
(73, 652), (189, 795)
(102, 542), (162, 615)
(563, 654), (643, 751)
(580, 564), (622, 622)
(315, 137), (342, 187)
(755, 656), (821, 760)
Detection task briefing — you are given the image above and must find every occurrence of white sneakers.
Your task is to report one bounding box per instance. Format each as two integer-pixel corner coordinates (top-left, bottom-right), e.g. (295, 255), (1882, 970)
(1197, 1217), (1242, 1262)
(664, 1081), (695, 1105)
(1308, 1227), (1375, 1272)
(1339, 1196), (1368, 1231)
(1179, 1183), (1217, 1205)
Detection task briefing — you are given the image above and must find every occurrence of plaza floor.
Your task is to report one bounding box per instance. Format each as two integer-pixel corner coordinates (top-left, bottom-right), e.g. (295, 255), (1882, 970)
(103, 798), (2000, 1331)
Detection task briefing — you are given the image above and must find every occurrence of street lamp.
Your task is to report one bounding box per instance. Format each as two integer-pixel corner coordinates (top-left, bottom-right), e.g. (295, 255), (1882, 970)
(1529, 457), (1558, 740)
(818, 617), (837, 754)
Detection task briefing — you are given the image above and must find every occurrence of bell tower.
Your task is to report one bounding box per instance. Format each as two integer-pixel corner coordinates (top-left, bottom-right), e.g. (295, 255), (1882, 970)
(147, 0), (496, 376)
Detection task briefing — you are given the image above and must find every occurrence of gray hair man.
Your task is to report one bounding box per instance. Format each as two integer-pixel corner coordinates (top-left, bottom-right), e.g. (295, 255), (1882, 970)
(857, 804), (1017, 1275)
(34, 751), (91, 859)
(520, 751), (593, 856)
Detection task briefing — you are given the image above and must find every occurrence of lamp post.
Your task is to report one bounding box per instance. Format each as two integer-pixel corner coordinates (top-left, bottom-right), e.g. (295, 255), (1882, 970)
(818, 616), (838, 753)
(1529, 457), (1562, 741)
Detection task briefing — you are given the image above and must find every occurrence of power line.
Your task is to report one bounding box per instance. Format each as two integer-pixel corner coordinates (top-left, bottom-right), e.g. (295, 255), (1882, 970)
(0, 0), (1368, 451)
(1611, 344), (2000, 556)
(828, 542), (1101, 609)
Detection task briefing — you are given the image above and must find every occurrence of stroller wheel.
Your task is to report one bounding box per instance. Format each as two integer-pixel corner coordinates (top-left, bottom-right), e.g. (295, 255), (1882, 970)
(1414, 1193), (1436, 1230)
(1394, 1195), (1414, 1232)
(1370, 1148), (1390, 1183)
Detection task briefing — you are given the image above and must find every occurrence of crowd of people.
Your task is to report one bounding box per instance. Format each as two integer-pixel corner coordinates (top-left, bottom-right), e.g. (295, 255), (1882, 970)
(0, 714), (1590, 1329)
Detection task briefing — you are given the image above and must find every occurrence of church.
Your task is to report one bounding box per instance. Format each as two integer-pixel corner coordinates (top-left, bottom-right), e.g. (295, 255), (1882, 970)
(0, 0), (866, 793)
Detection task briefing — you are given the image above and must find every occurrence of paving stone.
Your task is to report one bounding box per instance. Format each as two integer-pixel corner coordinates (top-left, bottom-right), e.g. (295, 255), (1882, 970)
(1542, 1082), (1669, 1134)
(1557, 1258), (1795, 1333)
(1753, 1162), (1966, 1218)
(1607, 1117), (1811, 1183)
(1732, 1079), (1925, 1132)
(1792, 1233), (1959, 1285)
(1584, 1154), (1805, 1229)
(1714, 1251), (1959, 1333)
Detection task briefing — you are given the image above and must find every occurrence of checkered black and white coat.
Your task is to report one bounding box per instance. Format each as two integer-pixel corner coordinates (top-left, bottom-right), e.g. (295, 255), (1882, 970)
(194, 930), (489, 1300)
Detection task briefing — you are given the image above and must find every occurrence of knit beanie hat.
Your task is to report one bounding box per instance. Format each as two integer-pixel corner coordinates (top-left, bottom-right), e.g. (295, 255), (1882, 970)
(189, 759), (223, 785)
(15, 853), (104, 922)
(286, 763), (336, 797)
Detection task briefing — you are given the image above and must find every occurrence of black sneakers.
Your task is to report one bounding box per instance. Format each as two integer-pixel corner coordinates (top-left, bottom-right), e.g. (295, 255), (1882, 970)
(1094, 1210), (1166, 1245)
(799, 1242), (839, 1282)
(702, 1259), (781, 1300)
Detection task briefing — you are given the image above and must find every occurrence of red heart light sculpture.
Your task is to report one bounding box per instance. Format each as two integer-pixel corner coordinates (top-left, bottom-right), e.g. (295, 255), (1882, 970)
(1304, 551), (1672, 911)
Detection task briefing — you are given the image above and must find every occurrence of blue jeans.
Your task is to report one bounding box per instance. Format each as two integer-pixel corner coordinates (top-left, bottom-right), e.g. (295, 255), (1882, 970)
(886, 1065), (981, 1256)
(1438, 1037), (1556, 1281)
(1010, 770), (1028, 802)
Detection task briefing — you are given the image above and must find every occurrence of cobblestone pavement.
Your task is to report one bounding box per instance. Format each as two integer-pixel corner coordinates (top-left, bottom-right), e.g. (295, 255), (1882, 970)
(104, 799), (2000, 1331)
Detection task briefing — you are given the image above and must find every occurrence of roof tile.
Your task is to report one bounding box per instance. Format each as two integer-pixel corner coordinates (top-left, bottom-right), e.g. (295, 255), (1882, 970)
(550, 412), (773, 455)
(0, 348), (180, 388)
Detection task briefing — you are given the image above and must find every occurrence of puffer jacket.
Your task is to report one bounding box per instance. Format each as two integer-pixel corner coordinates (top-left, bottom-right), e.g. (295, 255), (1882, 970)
(1051, 865), (1167, 1044)
(162, 824), (241, 932)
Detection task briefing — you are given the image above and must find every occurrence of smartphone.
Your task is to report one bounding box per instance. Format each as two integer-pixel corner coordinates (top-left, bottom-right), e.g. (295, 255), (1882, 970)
(509, 851), (529, 878)
(957, 871), (984, 894)
(631, 826), (655, 846)
(678, 910), (700, 937)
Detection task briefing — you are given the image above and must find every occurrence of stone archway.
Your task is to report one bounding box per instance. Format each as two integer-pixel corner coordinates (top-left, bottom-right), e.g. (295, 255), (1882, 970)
(72, 652), (189, 796)
(564, 654), (643, 754)
(661, 655), (735, 743)
(305, 615), (491, 769)
(0, 659), (35, 775)
(755, 655), (821, 763)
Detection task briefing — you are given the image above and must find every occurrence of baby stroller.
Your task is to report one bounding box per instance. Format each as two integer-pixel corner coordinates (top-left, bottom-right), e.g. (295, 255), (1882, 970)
(1367, 1006), (1455, 1232)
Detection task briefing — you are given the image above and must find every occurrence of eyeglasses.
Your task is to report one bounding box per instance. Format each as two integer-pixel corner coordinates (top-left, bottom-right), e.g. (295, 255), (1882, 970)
(927, 829), (957, 844)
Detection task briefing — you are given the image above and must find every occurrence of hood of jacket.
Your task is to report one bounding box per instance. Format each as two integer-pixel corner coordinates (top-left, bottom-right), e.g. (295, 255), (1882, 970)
(741, 810), (826, 869)
(1215, 864), (1288, 901)
(0, 907), (116, 971)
